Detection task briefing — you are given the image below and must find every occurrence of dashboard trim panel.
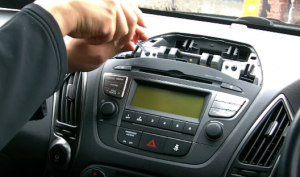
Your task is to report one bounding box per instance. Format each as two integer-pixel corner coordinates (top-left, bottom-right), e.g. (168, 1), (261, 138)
(223, 94), (294, 177)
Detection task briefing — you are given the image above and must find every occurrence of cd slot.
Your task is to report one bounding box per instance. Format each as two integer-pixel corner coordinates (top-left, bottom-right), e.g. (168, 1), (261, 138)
(138, 68), (212, 85)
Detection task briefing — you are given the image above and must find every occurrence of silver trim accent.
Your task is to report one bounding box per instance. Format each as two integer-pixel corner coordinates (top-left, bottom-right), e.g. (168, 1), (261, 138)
(210, 120), (224, 125)
(268, 121), (278, 137)
(223, 94), (294, 177)
(0, 7), (19, 12)
(53, 72), (88, 129)
(103, 73), (128, 98)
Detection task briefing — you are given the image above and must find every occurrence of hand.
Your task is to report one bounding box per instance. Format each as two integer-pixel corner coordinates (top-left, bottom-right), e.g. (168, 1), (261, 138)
(36, 0), (147, 45)
(67, 26), (148, 73)
(35, 0), (148, 72)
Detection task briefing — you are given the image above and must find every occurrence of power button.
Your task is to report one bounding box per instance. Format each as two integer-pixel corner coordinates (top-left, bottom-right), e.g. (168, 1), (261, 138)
(49, 145), (68, 167)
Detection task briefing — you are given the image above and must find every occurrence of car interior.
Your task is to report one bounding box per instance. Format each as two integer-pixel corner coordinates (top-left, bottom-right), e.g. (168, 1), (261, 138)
(1, 0), (300, 177)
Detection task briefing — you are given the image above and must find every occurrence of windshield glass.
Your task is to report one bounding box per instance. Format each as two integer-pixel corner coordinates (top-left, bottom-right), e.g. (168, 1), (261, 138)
(135, 0), (300, 25)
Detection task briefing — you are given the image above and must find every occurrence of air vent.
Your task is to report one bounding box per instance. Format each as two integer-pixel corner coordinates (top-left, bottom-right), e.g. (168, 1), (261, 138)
(239, 101), (291, 167)
(56, 72), (83, 127)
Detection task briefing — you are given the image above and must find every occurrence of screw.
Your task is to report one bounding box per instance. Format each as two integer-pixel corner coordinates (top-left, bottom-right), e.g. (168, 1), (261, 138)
(231, 65), (237, 71)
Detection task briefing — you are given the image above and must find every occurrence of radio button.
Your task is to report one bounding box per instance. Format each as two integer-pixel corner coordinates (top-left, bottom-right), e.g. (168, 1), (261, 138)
(158, 118), (172, 129)
(212, 101), (241, 111)
(104, 87), (123, 98)
(221, 83), (243, 92)
(215, 93), (245, 106)
(114, 65), (132, 71)
(205, 122), (223, 140)
(122, 111), (135, 122)
(134, 113), (147, 124)
(209, 108), (236, 118)
(104, 80), (125, 90)
(183, 123), (198, 135)
(170, 120), (185, 132)
(163, 138), (191, 156)
(104, 75), (126, 83)
(138, 133), (166, 153)
(118, 128), (142, 147)
(146, 115), (160, 127)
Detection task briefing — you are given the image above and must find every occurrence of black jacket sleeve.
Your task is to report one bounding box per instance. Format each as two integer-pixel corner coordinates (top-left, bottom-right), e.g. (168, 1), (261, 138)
(0, 3), (67, 150)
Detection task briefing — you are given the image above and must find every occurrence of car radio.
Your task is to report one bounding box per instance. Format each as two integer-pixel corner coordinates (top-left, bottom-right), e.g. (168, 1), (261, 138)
(96, 33), (261, 165)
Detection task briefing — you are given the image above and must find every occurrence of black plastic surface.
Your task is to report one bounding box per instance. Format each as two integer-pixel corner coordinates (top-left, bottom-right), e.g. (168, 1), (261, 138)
(100, 102), (117, 117)
(278, 108), (300, 177)
(65, 62), (298, 177)
(282, 78), (300, 113)
(0, 97), (53, 177)
(205, 123), (223, 139)
(49, 145), (68, 167)
(80, 165), (157, 177)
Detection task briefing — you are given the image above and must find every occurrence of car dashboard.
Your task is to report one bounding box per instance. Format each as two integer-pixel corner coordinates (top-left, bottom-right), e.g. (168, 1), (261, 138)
(1, 8), (300, 177)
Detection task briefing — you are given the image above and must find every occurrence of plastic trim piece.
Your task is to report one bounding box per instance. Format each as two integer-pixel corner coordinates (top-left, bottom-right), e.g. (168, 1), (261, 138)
(0, 7), (19, 12)
(46, 72), (87, 174)
(51, 72), (87, 131)
(53, 72), (87, 129)
(223, 94), (294, 177)
(120, 73), (249, 121)
(103, 73), (129, 98)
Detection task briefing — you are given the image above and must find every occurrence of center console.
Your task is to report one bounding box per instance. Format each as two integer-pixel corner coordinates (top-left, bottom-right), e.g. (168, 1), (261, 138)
(46, 32), (263, 177)
(96, 33), (261, 165)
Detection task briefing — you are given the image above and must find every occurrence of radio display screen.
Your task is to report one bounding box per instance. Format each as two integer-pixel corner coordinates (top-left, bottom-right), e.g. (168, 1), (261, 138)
(131, 84), (205, 118)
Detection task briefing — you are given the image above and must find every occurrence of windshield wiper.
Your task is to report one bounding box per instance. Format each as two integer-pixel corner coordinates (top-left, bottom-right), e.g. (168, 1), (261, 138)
(236, 16), (287, 26)
(140, 8), (300, 36)
(182, 11), (298, 29)
(236, 16), (274, 26)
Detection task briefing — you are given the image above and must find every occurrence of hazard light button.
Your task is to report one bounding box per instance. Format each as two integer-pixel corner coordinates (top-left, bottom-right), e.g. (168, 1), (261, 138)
(138, 133), (167, 153)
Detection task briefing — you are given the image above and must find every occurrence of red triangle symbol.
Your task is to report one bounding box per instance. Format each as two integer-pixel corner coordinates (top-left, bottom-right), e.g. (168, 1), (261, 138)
(146, 139), (156, 148)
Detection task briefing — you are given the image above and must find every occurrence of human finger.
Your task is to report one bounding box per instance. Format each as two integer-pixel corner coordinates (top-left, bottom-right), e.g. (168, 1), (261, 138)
(129, 3), (147, 28)
(113, 2), (129, 41)
(116, 2), (138, 48)
(135, 26), (148, 41)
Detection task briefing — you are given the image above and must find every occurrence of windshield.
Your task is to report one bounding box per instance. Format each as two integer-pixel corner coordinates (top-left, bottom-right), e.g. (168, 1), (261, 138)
(136, 0), (300, 25)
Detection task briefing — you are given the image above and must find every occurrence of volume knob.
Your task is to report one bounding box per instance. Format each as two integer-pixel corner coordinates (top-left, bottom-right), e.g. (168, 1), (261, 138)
(205, 122), (223, 140)
(100, 102), (117, 118)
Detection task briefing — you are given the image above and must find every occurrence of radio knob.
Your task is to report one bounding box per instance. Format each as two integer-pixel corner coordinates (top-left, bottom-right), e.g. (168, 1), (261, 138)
(100, 102), (117, 118)
(205, 122), (223, 140)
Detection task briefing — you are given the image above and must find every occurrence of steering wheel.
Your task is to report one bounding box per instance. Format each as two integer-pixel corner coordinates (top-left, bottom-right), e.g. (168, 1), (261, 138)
(279, 109), (300, 177)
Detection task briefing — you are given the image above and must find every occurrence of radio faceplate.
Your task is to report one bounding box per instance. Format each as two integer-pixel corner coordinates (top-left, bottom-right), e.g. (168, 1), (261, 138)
(96, 56), (257, 164)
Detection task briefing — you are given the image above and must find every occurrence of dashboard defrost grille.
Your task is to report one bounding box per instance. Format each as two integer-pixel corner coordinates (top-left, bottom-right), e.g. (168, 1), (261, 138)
(239, 101), (290, 167)
(57, 72), (82, 126)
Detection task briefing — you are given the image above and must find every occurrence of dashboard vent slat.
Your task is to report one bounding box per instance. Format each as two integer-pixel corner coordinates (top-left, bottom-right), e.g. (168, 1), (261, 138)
(60, 82), (68, 124)
(239, 101), (291, 167)
(74, 72), (82, 126)
(241, 113), (272, 163)
(56, 72), (83, 127)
